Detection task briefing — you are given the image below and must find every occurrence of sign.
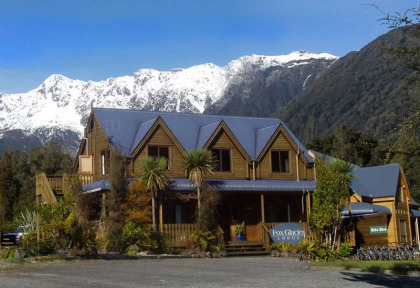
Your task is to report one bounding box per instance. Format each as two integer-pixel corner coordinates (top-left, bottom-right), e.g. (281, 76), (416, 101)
(370, 226), (388, 234)
(270, 223), (306, 245)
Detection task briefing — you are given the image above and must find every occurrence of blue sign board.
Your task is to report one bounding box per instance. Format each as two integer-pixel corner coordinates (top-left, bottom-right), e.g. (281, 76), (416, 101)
(270, 223), (306, 245)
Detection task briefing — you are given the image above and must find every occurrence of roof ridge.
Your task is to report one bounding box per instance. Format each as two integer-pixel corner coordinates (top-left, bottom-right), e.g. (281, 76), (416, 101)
(93, 107), (282, 122)
(129, 117), (158, 153)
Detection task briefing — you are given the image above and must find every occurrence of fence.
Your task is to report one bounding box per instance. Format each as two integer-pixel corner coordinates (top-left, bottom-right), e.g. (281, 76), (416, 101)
(161, 224), (199, 247)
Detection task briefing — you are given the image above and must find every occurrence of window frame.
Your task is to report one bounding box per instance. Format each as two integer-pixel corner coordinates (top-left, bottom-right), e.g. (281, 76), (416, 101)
(100, 150), (110, 176)
(147, 145), (171, 170)
(270, 150), (291, 174)
(211, 148), (232, 172)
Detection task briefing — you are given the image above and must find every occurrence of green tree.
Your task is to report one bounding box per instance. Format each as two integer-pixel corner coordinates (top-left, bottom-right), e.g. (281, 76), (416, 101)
(307, 126), (389, 167)
(376, 5), (420, 201)
(0, 152), (16, 226)
(310, 158), (353, 250)
(183, 148), (213, 220)
(29, 142), (73, 175)
(122, 180), (152, 228)
(104, 150), (127, 252)
(138, 156), (168, 232)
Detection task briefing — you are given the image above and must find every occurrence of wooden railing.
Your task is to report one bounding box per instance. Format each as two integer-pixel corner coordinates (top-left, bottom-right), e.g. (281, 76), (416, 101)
(161, 224), (199, 247)
(36, 173), (95, 204)
(36, 173), (58, 204)
(46, 175), (64, 192)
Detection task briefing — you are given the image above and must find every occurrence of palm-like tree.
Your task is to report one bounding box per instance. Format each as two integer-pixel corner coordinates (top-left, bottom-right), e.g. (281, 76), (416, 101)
(139, 156), (169, 231)
(183, 148), (213, 219)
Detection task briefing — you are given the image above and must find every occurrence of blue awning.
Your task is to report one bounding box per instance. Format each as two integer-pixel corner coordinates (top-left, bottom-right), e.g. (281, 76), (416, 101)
(342, 202), (391, 217)
(82, 178), (316, 194)
(410, 209), (420, 218)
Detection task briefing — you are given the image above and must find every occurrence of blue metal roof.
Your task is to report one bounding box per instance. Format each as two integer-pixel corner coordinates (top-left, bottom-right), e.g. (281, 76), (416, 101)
(82, 178), (316, 194)
(342, 202), (391, 216)
(308, 150), (401, 200)
(410, 209), (420, 218)
(351, 164), (400, 199)
(169, 178), (316, 192)
(93, 108), (313, 162)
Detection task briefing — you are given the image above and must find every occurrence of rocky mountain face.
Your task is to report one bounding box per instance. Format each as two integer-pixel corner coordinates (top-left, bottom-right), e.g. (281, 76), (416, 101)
(0, 51), (337, 154)
(277, 25), (420, 144)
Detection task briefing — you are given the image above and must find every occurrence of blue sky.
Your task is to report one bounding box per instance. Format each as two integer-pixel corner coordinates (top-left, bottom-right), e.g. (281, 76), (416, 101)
(0, 0), (417, 93)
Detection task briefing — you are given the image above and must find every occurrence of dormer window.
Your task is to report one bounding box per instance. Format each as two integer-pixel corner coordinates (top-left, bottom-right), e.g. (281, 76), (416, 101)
(148, 146), (170, 170)
(271, 151), (290, 173)
(212, 149), (231, 172)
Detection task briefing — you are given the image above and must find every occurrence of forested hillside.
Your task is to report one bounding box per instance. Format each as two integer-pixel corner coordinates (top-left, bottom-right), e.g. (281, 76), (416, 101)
(278, 25), (420, 144)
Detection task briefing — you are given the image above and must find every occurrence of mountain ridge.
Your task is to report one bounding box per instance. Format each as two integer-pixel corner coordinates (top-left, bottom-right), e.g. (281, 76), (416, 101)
(0, 50), (337, 154)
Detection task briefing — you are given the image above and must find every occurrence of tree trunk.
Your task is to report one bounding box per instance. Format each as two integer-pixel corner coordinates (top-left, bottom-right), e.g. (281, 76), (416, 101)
(197, 186), (201, 220)
(152, 194), (156, 232)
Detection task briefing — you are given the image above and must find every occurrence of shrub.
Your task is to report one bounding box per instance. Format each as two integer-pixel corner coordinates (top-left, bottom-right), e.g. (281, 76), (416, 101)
(190, 230), (217, 252)
(339, 242), (351, 258)
(121, 220), (158, 253)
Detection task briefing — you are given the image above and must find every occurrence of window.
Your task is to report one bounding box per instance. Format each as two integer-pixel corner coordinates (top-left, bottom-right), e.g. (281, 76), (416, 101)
(148, 146), (170, 169)
(212, 149), (231, 172)
(271, 151), (290, 173)
(101, 150), (110, 175)
(400, 220), (407, 243)
(398, 188), (404, 203)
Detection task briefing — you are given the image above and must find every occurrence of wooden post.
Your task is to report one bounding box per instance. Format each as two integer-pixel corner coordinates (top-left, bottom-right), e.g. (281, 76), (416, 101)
(252, 161), (256, 181)
(416, 217), (420, 250)
(36, 196), (40, 245)
(296, 151), (300, 181)
(306, 193), (311, 223)
(101, 192), (106, 222)
(406, 193), (413, 245)
(261, 194), (265, 223)
(287, 204), (291, 222)
(159, 192), (163, 233)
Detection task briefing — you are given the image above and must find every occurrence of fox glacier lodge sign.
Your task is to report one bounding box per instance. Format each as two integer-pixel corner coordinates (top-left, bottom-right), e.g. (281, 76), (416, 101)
(270, 223), (306, 245)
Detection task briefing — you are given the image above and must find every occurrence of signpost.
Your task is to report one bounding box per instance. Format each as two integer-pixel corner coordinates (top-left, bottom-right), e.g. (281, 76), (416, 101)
(369, 226), (388, 234)
(270, 223), (306, 245)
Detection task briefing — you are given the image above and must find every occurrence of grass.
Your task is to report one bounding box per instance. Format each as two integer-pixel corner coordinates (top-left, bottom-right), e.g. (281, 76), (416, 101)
(311, 260), (420, 275)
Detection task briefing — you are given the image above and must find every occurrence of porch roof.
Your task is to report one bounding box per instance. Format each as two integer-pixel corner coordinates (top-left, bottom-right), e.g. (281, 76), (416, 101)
(81, 178), (316, 194)
(342, 202), (391, 217)
(411, 209), (420, 218)
(169, 178), (316, 192)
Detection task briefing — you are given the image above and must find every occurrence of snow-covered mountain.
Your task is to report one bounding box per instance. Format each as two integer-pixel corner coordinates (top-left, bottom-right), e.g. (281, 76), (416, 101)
(0, 51), (338, 154)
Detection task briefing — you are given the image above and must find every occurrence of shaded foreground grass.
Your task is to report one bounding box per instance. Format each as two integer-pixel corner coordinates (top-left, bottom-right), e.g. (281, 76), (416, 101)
(311, 260), (420, 275)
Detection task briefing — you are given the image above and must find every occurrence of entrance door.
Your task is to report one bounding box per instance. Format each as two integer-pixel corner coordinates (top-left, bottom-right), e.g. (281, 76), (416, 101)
(242, 196), (261, 241)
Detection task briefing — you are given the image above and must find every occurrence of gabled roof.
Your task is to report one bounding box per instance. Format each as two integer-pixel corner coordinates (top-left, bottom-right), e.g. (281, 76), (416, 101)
(92, 107), (313, 162)
(308, 150), (401, 199)
(351, 164), (401, 199)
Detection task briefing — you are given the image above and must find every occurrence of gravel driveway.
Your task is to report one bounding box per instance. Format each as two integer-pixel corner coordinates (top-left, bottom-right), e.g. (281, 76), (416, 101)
(0, 257), (419, 288)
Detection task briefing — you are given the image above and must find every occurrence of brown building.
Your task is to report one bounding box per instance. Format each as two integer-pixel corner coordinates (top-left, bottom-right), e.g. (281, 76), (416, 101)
(36, 108), (420, 251)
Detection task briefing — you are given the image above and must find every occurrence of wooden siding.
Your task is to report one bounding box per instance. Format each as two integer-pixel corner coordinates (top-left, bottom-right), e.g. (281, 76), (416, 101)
(355, 213), (389, 245)
(86, 116), (111, 181)
(207, 130), (248, 179)
(258, 132), (309, 180)
(132, 125), (186, 178)
(306, 166), (314, 181)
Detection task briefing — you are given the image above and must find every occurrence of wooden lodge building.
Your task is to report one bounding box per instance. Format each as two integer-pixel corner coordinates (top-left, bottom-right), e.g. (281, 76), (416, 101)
(36, 108), (420, 251)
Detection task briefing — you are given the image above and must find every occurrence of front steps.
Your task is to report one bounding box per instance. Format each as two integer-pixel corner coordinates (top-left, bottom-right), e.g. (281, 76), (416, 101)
(225, 241), (270, 256)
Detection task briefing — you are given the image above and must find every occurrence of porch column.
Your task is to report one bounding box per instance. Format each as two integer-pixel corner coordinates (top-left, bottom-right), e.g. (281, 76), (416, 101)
(416, 217), (420, 250)
(306, 192), (311, 223)
(261, 194), (265, 223)
(159, 192), (163, 233)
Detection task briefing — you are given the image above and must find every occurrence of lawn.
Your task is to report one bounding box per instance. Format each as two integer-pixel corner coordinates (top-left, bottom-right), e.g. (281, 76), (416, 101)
(311, 260), (420, 275)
